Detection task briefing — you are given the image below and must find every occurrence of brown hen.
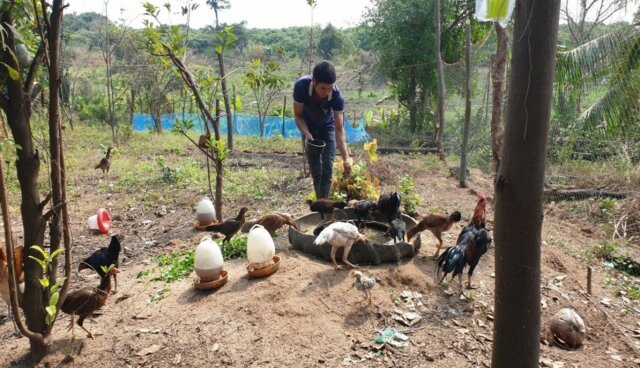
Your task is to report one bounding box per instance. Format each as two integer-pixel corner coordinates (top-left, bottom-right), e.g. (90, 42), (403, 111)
(61, 267), (119, 338)
(406, 211), (462, 258)
(95, 146), (112, 176)
(243, 212), (299, 234)
(204, 207), (249, 243)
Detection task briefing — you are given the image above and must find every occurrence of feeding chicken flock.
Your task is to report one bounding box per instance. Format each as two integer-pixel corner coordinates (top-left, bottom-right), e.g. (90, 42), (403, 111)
(0, 190), (491, 340)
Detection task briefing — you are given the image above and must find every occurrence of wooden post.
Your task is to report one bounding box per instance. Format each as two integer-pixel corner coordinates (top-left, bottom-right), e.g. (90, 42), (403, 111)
(587, 267), (593, 295)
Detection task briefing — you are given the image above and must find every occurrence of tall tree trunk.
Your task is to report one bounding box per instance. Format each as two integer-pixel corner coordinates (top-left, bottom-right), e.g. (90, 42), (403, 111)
(217, 53), (233, 151)
(213, 11), (234, 152)
(45, 0), (72, 338)
(491, 22), (508, 176)
(214, 100), (223, 221)
(460, 19), (472, 188)
(0, 6), (49, 356)
(408, 73), (417, 131)
(491, 1), (561, 367)
(434, 0), (446, 159)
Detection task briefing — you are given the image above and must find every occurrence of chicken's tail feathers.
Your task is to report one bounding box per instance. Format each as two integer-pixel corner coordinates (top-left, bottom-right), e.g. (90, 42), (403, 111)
(314, 228), (331, 245)
(241, 219), (259, 233)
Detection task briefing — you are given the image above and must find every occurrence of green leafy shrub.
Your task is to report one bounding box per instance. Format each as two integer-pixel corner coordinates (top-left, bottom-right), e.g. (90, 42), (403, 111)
(399, 174), (421, 216)
(222, 236), (247, 259)
(588, 241), (618, 261)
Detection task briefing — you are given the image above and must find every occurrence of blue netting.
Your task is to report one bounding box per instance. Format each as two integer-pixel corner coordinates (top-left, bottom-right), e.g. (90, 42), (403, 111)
(130, 113), (370, 143)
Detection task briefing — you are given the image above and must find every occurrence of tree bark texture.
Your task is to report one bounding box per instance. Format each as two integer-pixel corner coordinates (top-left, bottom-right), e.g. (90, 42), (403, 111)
(217, 52), (234, 151)
(434, 0), (446, 158)
(491, 22), (508, 177)
(491, 1), (561, 367)
(460, 20), (472, 188)
(0, 5), (48, 355)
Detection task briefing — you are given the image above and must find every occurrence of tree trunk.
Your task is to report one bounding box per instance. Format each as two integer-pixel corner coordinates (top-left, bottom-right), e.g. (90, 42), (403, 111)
(45, 0), (72, 341)
(491, 1), (561, 367)
(490, 22), (508, 176)
(407, 73), (417, 131)
(0, 11), (48, 351)
(460, 19), (472, 188)
(214, 100), (223, 221)
(434, 0), (446, 159)
(217, 53), (234, 151)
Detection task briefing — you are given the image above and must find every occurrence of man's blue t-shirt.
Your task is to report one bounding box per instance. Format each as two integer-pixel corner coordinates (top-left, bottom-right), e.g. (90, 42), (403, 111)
(293, 75), (344, 133)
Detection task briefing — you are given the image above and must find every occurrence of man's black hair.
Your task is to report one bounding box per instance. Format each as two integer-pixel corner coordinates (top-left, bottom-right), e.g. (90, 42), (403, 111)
(312, 61), (336, 84)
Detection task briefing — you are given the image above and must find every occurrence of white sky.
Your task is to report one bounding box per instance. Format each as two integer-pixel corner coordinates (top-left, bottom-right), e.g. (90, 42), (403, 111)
(65, 0), (374, 29)
(65, 0), (635, 29)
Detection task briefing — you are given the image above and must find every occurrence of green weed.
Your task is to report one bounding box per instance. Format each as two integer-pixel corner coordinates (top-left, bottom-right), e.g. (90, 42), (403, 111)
(588, 241), (618, 261)
(153, 249), (195, 283)
(620, 285), (640, 300)
(222, 236), (248, 260)
(399, 174), (421, 216)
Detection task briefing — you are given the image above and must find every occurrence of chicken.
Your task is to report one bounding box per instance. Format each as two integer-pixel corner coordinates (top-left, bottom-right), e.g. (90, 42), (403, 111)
(377, 192), (401, 223)
(0, 245), (23, 306)
(406, 211), (462, 258)
(314, 222), (368, 270)
(348, 199), (377, 224)
(61, 266), (120, 338)
(470, 194), (488, 228)
(306, 199), (346, 220)
(241, 212), (299, 234)
(388, 218), (406, 243)
(78, 235), (121, 292)
(435, 227), (491, 295)
(352, 270), (380, 305)
(204, 207), (249, 244)
(94, 146), (112, 176)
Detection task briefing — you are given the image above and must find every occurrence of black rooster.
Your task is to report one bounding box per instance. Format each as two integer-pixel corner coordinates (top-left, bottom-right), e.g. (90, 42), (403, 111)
(388, 218), (406, 243)
(377, 192), (401, 223)
(436, 227), (491, 294)
(78, 235), (121, 292)
(349, 199), (377, 225)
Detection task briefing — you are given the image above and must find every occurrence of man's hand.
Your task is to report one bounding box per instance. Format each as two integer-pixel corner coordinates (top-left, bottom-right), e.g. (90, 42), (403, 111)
(342, 160), (351, 177)
(304, 132), (314, 141)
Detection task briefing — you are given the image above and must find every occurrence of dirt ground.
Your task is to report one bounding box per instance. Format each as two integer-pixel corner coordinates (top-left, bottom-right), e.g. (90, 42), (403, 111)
(1, 151), (639, 367)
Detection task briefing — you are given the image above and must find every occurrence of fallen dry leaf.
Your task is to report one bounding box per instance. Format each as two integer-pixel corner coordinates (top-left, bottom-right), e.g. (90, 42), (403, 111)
(135, 344), (163, 356)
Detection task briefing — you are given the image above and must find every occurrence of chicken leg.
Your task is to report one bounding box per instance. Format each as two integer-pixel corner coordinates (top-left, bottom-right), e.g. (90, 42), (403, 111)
(433, 232), (443, 259)
(341, 245), (358, 269)
(68, 315), (94, 339)
(466, 266), (479, 289)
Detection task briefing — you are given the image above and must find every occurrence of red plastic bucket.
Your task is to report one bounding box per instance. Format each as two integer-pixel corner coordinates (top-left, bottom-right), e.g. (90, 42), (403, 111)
(96, 208), (111, 234)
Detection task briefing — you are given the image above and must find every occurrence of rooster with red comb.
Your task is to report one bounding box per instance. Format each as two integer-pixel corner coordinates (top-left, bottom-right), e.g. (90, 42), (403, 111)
(470, 193), (487, 229)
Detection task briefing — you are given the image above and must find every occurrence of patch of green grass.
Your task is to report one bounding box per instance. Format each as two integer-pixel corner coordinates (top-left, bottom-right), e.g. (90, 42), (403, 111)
(149, 287), (171, 303)
(233, 135), (301, 153)
(153, 249), (195, 283)
(225, 166), (293, 201)
(620, 285), (640, 300)
(222, 236), (247, 260)
(588, 241), (618, 261)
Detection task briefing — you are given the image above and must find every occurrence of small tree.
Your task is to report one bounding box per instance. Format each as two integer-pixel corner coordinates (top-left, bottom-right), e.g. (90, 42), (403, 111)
(143, 2), (227, 220)
(243, 59), (285, 137)
(0, 0), (72, 357)
(99, 0), (128, 145)
(206, 0), (235, 151)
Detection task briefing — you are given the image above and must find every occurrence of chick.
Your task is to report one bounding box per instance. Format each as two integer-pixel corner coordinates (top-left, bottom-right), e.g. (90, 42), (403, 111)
(352, 270), (380, 305)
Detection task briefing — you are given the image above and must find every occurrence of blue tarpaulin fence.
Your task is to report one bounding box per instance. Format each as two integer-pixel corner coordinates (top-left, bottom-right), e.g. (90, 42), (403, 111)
(130, 113), (371, 143)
